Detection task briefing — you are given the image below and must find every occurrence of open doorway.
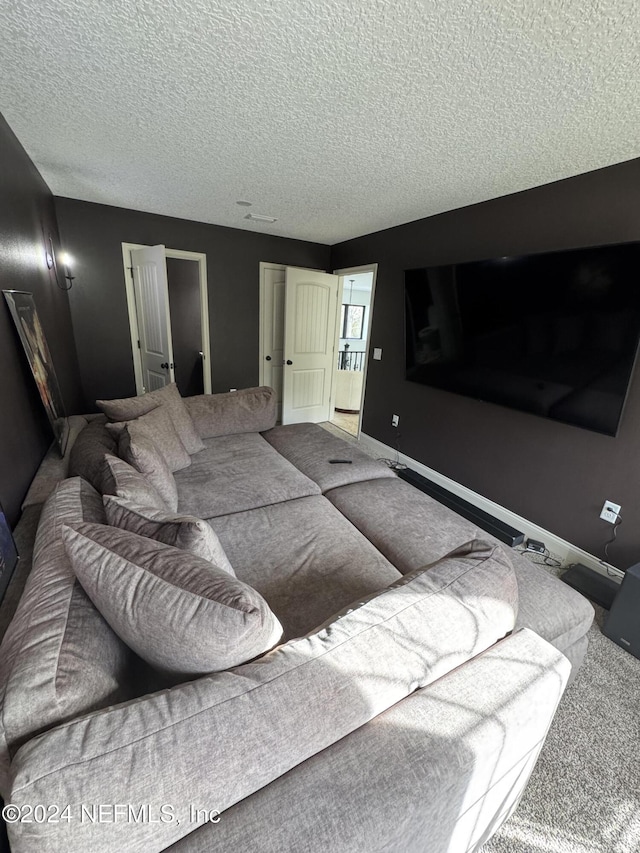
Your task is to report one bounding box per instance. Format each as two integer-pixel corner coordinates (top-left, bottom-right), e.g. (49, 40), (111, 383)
(330, 265), (377, 437)
(122, 244), (212, 396)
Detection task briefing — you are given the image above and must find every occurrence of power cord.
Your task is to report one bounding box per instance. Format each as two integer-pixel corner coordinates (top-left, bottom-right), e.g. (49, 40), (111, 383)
(516, 544), (562, 568)
(603, 509), (623, 561)
(377, 430), (407, 471)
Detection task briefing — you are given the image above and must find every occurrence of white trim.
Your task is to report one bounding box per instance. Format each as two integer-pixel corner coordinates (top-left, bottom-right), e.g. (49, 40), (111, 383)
(258, 261), (285, 388)
(121, 243), (145, 394)
(332, 264), (379, 439)
(358, 431), (624, 583)
(122, 243), (212, 395)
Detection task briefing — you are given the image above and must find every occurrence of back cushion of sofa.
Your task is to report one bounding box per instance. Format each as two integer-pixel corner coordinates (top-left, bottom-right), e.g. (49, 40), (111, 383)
(184, 386), (277, 438)
(67, 416), (117, 492)
(0, 478), (139, 799)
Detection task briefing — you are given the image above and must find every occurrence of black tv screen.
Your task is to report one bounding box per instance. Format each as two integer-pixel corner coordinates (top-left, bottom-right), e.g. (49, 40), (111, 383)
(405, 242), (640, 436)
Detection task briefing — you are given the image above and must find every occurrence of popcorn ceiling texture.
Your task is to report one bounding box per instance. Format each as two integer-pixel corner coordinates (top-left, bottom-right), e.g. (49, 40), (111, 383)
(1, 0), (639, 244)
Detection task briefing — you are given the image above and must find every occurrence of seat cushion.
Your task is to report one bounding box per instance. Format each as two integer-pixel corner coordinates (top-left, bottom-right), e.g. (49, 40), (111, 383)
(103, 495), (235, 575)
(174, 433), (320, 519)
(327, 477), (594, 655)
(208, 495), (401, 640)
(0, 478), (138, 799)
(63, 524), (282, 678)
(262, 423), (396, 492)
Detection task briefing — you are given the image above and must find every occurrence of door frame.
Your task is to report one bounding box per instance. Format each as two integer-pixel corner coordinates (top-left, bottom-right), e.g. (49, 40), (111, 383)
(331, 263), (378, 438)
(122, 243), (212, 395)
(258, 261), (284, 389)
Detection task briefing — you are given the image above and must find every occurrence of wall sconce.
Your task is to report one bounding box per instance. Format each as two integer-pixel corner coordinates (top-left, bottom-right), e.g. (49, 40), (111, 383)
(46, 235), (75, 291)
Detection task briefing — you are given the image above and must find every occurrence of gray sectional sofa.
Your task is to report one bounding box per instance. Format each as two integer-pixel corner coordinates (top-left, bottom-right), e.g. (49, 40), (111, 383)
(0, 385), (594, 853)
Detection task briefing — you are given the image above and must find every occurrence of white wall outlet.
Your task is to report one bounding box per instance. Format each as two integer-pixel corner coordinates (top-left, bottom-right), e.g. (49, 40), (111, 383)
(373, 347), (383, 360)
(600, 501), (621, 524)
(391, 414), (400, 427)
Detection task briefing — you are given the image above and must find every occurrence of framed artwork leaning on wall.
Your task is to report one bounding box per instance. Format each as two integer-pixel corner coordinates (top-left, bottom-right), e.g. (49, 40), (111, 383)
(3, 290), (68, 455)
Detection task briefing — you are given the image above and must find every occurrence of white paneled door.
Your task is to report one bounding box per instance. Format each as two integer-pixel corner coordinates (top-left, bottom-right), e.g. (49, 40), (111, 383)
(130, 245), (174, 392)
(281, 267), (339, 424)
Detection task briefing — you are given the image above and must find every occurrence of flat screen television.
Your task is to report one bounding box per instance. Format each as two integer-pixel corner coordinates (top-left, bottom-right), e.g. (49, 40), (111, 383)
(405, 241), (640, 436)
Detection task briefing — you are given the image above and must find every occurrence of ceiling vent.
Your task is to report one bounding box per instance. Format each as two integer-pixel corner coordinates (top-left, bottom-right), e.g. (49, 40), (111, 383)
(244, 213), (278, 223)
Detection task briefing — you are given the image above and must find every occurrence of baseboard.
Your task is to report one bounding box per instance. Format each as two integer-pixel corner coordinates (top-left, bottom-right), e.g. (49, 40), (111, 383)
(358, 432), (624, 582)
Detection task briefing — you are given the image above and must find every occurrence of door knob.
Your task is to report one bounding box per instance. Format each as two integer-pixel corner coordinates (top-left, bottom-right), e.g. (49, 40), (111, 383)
(286, 359), (293, 365)
(265, 355), (272, 361)
(160, 362), (169, 370)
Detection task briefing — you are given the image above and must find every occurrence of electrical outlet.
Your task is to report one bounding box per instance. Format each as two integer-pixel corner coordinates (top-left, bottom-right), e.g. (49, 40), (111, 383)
(230, 388), (237, 392)
(391, 414), (400, 427)
(600, 500), (621, 524)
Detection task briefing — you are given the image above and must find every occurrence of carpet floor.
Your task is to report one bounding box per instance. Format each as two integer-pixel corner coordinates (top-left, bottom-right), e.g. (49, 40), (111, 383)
(481, 601), (640, 853)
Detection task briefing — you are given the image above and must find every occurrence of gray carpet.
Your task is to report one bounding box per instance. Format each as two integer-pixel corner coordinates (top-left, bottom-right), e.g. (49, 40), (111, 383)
(482, 601), (640, 853)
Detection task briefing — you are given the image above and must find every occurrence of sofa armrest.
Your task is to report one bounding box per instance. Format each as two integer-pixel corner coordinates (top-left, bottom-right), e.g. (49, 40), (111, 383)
(167, 628), (571, 853)
(6, 541), (517, 853)
(183, 387), (277, 439)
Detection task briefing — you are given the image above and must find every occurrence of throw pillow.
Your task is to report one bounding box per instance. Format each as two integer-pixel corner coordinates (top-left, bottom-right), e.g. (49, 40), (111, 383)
(107, 405), (191, 473)
(103, 495), (235, 576)
(96, 382), (204, 454)
(101, 454), (169, 512)
(116, 431), (179, 512)
(61, 523), (283, 677)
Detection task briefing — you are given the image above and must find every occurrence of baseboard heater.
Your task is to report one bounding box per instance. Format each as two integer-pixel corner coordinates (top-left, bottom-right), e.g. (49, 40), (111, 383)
(398, 468), (525, 548)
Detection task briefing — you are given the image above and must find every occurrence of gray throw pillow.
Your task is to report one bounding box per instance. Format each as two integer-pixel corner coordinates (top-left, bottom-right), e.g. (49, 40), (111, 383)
(102, 454), (169, 511)
(96, 383), (204, 454)
(61, 523), (283, 677)
(117, 431), (179, 512)
(107, 405), (191, 473)
(103, 495), (235, 576)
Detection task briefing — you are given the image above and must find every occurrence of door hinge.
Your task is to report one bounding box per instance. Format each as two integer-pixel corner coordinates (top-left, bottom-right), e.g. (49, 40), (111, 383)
(137, 340), (141, 349)
(128, 267), (134, 278)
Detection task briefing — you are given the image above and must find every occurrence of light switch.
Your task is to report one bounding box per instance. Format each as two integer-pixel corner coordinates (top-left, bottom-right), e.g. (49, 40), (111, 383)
(373, 347), (383, 361)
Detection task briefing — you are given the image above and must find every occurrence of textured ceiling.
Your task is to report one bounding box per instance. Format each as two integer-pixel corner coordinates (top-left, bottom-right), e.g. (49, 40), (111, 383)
(1, 0), (639, 244)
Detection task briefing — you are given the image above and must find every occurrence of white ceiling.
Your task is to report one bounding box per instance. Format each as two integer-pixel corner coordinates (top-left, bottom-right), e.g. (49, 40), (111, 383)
(1, 0), (639, 245)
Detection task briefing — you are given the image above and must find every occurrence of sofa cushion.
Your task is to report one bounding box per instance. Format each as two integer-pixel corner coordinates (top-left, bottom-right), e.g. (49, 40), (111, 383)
(103, 495), (235, 575)
(117, 430), (179, 511)
(102, 453), (171, 511)
(0, 478), (138, 799)
(66, 416), (116, 493)
(6, 540), (518, 853)
(62, 523), (283, 677)
(108, 404), (191, 473)
(327, 477), (594, 654)
(208, 495), (402, 639)
(184, 386), (277, 438)
(262, 422), (396, 492)
(174, 433), (320, 519)
(97, 382), (204, 454)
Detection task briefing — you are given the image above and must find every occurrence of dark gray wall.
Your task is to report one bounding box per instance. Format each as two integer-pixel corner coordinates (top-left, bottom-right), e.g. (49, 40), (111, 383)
(331, 158), (640, 569)
(54, 198), (330, 407)
(166, 257), (203, 398)
(0, 115), (83, 527)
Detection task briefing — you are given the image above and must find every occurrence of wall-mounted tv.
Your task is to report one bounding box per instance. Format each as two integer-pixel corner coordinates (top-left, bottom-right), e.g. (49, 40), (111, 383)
(405, 241), (640, 436)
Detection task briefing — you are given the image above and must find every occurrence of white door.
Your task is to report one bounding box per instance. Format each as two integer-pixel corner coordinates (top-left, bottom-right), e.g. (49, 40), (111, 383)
(282, 267), (340, 424)
(260, 264), (286, 419)
(130, 245), (174, 392)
